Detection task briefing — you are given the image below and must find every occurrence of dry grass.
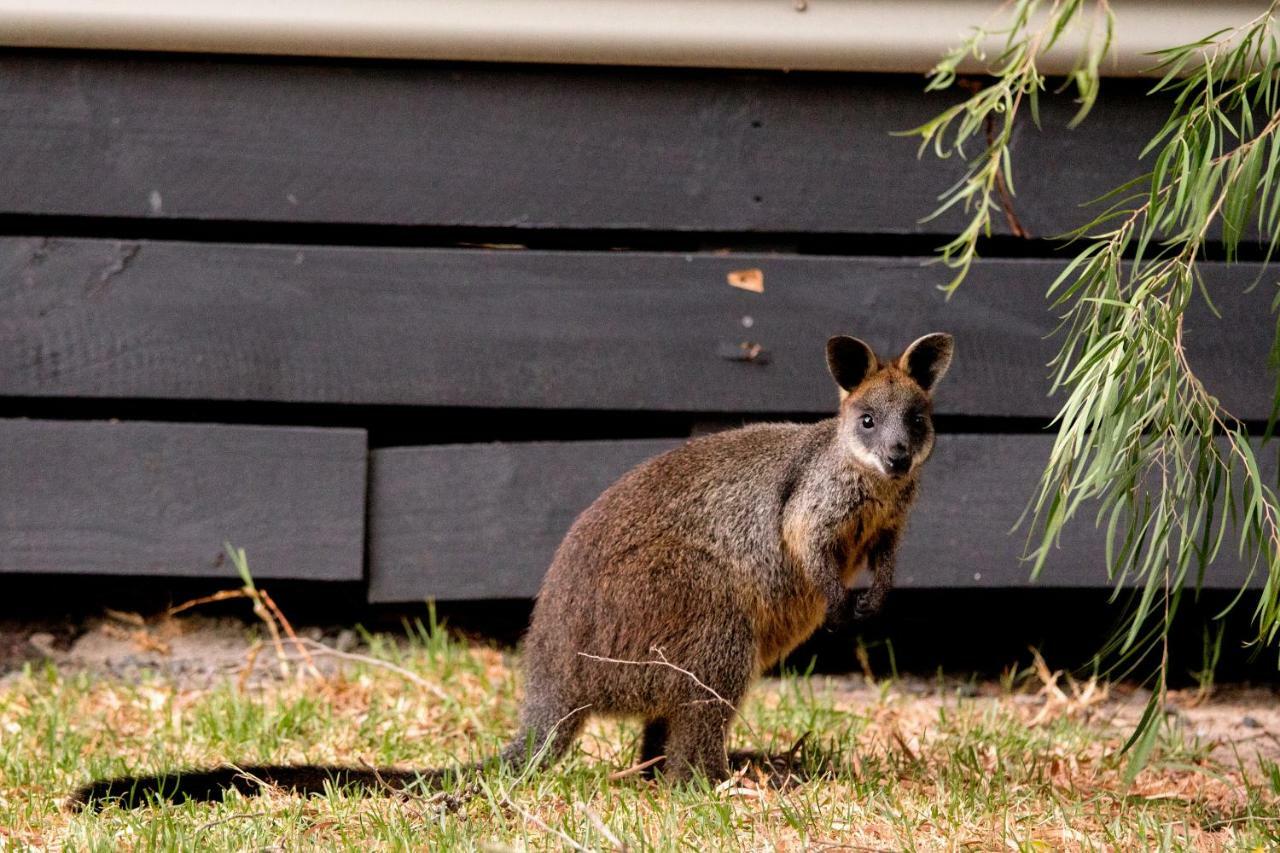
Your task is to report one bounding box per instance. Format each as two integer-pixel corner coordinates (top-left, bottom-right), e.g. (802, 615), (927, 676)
(1, 613), (1278, 851)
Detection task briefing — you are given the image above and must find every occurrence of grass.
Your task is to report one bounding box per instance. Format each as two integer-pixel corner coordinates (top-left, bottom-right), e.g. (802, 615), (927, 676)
(2, 615), (1279, 851)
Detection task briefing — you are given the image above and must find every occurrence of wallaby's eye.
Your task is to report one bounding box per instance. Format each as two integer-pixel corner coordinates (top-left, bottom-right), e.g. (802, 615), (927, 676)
(912, 413), (926, 427)
(860, 414), (875, 429)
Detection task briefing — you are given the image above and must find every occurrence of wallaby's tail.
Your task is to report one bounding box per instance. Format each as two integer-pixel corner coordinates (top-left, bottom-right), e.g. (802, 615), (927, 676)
(69, 763), (470, 810)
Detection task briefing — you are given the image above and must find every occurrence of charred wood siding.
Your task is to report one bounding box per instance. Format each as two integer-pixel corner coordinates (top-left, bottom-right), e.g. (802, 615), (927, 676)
(0, 419), (365, 579)
(0, 50), (1270, 599)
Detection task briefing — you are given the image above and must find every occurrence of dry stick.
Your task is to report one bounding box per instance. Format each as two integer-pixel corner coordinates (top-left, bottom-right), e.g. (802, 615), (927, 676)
(166, 589), (249, 616)
(194, 811), (272, 834)
(167, 588), (292, 679)
(358, 759), (433, 823)
(258, 588), (321, 679)
(174, 584), (456, 705)
(247, 590), (292, 679)
(577, 647), (760, 742)
(227, 763), (277, 794)
(500, 793), (594, 853)
(237, 640), (264, 692)
(607, 754), (665, 781)
(576, 649), (733, 711)
(290, 637), (454, 703)
(958, 76), (1030, 239)
(575, 801), (625, 851)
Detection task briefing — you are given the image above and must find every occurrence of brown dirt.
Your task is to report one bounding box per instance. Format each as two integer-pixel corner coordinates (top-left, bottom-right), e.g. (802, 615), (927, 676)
(2, 614), (1278, 772)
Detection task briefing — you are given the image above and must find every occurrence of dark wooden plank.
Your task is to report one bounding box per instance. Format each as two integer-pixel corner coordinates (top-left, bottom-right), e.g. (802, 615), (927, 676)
(368, 439), (680, 601)
(897, 435), (1277, 590)
(0, 419), (366, 579)
(0, 53), (1164, 236)
(367, 435), (1270, 602)
(1, 237), (1271, 419)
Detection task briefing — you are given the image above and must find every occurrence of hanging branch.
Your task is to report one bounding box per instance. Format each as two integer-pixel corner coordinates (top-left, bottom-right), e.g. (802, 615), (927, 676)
(912, 1), (1280, 777)
(904, 0), (1114, 293)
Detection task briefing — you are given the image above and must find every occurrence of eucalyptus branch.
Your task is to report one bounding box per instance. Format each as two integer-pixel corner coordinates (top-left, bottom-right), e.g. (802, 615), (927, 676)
(904, 0), (1114, 293)
(917, 2), (1280, 777)
(1026, 5), (1280, 774)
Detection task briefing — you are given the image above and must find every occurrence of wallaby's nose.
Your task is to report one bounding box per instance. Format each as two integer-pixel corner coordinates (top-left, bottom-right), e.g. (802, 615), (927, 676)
(888, 453), (911, 475)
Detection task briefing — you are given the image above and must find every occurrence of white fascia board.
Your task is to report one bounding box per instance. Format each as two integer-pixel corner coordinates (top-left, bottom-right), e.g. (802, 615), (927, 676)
(0, 1), (1267, 76)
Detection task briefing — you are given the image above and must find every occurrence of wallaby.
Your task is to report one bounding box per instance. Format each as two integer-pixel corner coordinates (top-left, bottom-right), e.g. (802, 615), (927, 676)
(72, 332), (953, 809)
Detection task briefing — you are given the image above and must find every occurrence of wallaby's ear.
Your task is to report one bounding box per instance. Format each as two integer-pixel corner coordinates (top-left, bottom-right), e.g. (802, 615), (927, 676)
(899, 332), (954, 392)
(826, 335), (877, 393)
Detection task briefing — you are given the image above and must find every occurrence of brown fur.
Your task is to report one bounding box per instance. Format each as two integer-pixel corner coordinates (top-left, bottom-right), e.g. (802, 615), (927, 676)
(71, 332), (953, 808)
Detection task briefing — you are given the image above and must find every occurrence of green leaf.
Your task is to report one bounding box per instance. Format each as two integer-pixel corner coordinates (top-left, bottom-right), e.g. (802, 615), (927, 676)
(1122, 677), (1165, 786)
(224, 541), (256, 591)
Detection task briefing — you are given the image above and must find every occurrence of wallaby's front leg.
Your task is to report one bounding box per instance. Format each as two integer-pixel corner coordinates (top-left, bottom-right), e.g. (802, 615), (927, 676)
(852, 529), (899, 620)
(802, 538), (849, 625)
(817, 529), (899, 627)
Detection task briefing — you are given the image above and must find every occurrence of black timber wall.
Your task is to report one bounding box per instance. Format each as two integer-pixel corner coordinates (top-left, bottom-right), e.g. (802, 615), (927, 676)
(0, 49), (1275, 626)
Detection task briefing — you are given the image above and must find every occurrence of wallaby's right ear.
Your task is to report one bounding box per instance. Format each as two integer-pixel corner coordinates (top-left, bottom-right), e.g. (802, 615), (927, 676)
(826, 336), (877, 393)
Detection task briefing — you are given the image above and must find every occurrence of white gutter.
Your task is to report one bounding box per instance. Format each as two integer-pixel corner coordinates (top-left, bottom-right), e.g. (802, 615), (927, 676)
(0, 1), (1267, 76)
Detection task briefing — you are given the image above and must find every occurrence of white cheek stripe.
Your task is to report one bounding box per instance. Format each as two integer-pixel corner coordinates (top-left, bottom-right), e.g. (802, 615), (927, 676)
(848, 440), (887, 476)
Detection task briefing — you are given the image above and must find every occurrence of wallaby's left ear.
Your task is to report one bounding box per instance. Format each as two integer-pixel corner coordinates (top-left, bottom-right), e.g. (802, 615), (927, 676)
(826, 335), (878, 393)
(899, 333), (954, 392)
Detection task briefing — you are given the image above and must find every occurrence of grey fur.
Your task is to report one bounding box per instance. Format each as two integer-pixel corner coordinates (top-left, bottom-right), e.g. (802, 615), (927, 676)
(508, 332), (953, 782)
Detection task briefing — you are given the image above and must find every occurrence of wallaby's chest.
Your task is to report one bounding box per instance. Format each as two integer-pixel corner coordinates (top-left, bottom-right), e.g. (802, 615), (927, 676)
(834, 492), (905, 583)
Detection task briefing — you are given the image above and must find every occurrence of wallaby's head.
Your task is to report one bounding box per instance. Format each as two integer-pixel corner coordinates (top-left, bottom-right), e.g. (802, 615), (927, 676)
(826, 333), (954, 479)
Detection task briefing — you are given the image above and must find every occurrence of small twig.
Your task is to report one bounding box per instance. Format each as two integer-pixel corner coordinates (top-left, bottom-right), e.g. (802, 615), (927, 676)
(259, 588), (321, 679)
(359, 759), (401, 797)
(958, 77), (1031, 239)
(500, 793), (594, 852)
(168, 587), (291, 678)
(194, 811), (272, 834)
(359, 758), (429, 822)
(227, 764), (276, 794)
(607, 754), (665, 781)
(166, 589), (251, 616)
(575, 801), (625, 851)
(237, 640), (264, 692)
(785, 731), (812, 763)
(890, 726), (919, 763)
(578, 647), (760, 742)
(291, 638), (453, 703)
(249, 591), (291, 679)
(577, 648), (733, 711)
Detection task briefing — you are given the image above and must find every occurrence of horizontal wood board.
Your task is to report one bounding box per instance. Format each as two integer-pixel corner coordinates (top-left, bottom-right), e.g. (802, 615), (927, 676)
(368, 439), (680, 601)
(1, 238), (1271, 418)
(367, 434), (1273, 602)
(0, 52), (1166, 236)
(0, 418), (366, 578)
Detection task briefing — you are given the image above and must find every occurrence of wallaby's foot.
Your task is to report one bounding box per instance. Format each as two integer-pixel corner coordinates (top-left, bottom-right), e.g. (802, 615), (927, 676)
(499, 701), (589, 772)
(661, 706), (732, 784)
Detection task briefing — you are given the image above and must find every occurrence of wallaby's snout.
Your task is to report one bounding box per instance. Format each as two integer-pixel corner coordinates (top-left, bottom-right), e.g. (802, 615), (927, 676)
(887, 445), (912, 476)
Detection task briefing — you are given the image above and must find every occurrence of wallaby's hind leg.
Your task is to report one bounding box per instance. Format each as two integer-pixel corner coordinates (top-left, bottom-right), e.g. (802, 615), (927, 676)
(663, 703), (736, 784)
(498, 702), (588, 774)
(639, 718), (668, 777)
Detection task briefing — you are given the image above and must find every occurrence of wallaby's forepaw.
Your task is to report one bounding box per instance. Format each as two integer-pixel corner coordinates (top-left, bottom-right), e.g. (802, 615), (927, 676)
(851, 587), (888, 621)
(823, 591), (858, 628)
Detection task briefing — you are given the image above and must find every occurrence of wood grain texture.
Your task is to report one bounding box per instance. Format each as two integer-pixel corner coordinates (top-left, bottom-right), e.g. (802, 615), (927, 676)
(367, 434), (1270, 602)
(0, 53), (1164, 236)
(1, 238), (1271, 419)
(0, 419), (366, 579)
(368, 439), (680, 601)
